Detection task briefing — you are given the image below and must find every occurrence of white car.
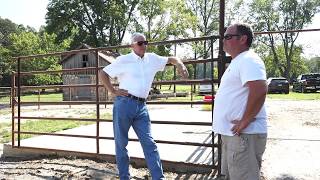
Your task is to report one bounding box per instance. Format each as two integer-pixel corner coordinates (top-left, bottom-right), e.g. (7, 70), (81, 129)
(198, 84), (212, 95)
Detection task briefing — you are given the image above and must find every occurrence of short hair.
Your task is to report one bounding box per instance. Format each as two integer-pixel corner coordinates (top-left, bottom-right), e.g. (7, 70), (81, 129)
(131, 32), (146, 44)
(234, 23), (254, 47)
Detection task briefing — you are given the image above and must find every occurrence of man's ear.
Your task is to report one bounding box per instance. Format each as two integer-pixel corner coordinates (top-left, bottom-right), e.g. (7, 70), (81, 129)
(240, 35), (248, 45)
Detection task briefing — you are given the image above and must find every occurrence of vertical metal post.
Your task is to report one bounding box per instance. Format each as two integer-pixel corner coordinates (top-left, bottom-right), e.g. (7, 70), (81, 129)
(105, 87), (107, 108)
(38, 89), (40, 110)
(11, 72), (15, 147)
(210, 37), (214, 120)
(193, 42), (197, 109)
(9, 87), (12, 108)
(95, 50), (100, 154)
(173, 67), (176, 94)
(216, 0), (226, 175)
(17, 58), (21, 147)
(210, 36), (215, 171)
(174, 39), (177, 94)
(190, 84), (193, 108)
(69, 87), (71, 108)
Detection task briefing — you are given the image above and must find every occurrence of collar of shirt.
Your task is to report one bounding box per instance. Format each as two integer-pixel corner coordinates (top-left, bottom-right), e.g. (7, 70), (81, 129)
(131, 51), (147, 61)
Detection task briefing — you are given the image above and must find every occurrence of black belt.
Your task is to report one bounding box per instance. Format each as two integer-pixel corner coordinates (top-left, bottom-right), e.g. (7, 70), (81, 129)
(127, 94), (146, 102)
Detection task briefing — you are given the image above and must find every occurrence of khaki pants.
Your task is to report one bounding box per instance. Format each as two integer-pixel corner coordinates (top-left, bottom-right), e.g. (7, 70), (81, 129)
(221, 134), (267, 180)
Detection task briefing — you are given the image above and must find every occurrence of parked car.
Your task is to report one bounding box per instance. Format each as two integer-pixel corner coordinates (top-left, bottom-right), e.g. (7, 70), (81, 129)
(292, 73), (320, 93)
(267, 77), (289, 94)
(198, 84), (213, 95)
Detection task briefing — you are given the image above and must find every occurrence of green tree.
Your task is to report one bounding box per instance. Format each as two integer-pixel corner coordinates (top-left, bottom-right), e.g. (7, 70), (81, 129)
(186, 0), (219, 58)
(248, 0), (320, 80)
(260, 44), (308, 80)
(305, 57), (320, 73)
(135, 0), (194, 85)
(135, 0), (193, 55)
(0, 17), (19, 47)
(7, 31), (70, 86)
(185, 0), (219, 81)
(46, 0), (139, 48)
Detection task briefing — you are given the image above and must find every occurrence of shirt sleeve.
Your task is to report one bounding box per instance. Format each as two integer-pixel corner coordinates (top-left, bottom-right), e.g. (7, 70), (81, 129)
(102, 57), (123, 78)
(240, 57), (266, 86)
(151, 53), (168, 72)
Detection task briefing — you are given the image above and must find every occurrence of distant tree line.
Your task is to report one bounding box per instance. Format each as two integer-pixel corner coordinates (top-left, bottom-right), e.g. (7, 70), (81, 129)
(1, 0), (319, 86)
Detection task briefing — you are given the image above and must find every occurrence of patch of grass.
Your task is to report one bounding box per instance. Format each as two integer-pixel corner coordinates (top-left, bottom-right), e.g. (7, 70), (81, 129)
(154, 96), (204, 102)
(20, 93), (63, 102)
(0, 108), (11, 115)
(0, 112), (112, 144)
(0, 93), (63, 103)
(267, 92), (320, 100)
(201, 104), (213, 111)
(159, 85), (193, 92)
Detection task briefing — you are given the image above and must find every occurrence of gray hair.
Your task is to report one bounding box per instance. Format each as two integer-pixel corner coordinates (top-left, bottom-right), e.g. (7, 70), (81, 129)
(131, 32), (146, 44)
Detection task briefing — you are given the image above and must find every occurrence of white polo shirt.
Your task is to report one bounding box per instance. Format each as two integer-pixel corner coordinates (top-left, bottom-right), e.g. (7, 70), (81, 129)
(103, 52), (168, 98)
(212, 50), (267, 136)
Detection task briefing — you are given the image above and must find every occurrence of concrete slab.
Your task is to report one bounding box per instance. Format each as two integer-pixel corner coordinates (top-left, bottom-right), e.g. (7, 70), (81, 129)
(3, 106), (216, 171)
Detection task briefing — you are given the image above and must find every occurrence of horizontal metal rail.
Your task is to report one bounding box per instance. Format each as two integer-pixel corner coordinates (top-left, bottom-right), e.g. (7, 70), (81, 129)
(13, 35), (219, 60)
(16, 116), (212, 126)
(18, 101), (213, 105)
(13, 79), (217, 90)
(14, 131), (216, 148)
(15, 57), (232, 75)
(12, 28), (320, 61)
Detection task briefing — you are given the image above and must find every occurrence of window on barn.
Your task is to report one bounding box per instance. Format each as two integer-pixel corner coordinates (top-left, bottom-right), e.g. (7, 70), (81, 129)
(82, 54), (89, 67)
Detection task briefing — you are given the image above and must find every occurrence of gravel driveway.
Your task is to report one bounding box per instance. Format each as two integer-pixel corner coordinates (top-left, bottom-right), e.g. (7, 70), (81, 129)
(1, 99), (320, 179)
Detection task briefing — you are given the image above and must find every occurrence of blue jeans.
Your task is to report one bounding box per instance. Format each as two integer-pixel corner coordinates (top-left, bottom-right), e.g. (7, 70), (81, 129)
(113, 96), (164, 180)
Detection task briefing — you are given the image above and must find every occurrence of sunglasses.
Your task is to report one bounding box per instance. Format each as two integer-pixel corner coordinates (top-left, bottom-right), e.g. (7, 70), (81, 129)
(134, 41), (149, 46)
(223, 34), (241, 40)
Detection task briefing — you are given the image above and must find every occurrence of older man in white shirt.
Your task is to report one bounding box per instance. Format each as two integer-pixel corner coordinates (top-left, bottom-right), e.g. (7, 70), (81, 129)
(99, 32), (188, 180)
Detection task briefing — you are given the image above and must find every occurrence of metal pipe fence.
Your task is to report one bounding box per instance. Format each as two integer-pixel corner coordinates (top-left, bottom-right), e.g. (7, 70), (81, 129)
(11, 34), (223, 173)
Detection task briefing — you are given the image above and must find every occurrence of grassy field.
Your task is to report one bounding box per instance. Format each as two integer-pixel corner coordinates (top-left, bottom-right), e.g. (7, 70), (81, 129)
(267, 92), (320, 100)
(0, 92), (63, 103)
(0, 112), (112, 144)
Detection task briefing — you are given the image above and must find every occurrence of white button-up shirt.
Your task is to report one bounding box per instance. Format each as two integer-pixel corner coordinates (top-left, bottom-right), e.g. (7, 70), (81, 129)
(103, 52), (168, 98)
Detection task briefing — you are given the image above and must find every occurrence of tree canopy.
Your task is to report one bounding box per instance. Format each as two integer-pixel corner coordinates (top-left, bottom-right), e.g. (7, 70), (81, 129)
(46, 0), (139, 48)
(248, 0), (320, 80)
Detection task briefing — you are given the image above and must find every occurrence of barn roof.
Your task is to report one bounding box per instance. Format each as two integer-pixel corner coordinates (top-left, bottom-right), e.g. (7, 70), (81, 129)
(60, 43), (120, 64)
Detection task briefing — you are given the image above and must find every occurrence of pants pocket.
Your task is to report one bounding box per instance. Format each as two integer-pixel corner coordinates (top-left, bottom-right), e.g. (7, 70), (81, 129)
(229, 136), (248, 166)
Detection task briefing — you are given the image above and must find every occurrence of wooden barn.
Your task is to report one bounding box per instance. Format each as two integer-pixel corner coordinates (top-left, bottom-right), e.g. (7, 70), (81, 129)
(60, 44), (119, 101)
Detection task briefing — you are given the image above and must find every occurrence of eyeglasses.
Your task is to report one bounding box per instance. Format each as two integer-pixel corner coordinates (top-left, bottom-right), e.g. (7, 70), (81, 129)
(223, 34), (241, 40)
(134, 41), (149, 46)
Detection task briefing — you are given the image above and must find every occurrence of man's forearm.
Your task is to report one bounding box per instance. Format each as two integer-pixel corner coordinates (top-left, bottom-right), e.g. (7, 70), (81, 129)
(231, 80), (267, 135)
(99, 70), (115, 94)
(241, 88), (266, 124)
(168, 57), (189, 79)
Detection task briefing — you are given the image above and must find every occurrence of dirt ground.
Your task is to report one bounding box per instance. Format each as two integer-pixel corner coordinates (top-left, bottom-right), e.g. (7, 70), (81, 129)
(1, 99), (320, 180)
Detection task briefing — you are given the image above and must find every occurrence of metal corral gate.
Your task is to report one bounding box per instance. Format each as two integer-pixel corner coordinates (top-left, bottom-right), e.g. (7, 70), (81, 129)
(10, 33), (230, 175)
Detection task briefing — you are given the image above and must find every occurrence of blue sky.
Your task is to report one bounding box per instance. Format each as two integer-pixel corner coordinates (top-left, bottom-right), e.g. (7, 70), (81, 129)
(0, 0), (319, 58)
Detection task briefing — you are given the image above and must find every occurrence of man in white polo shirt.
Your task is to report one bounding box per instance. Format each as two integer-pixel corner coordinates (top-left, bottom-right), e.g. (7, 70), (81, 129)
(99, 32), (188, 180)
(213, 23), (268, 180)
